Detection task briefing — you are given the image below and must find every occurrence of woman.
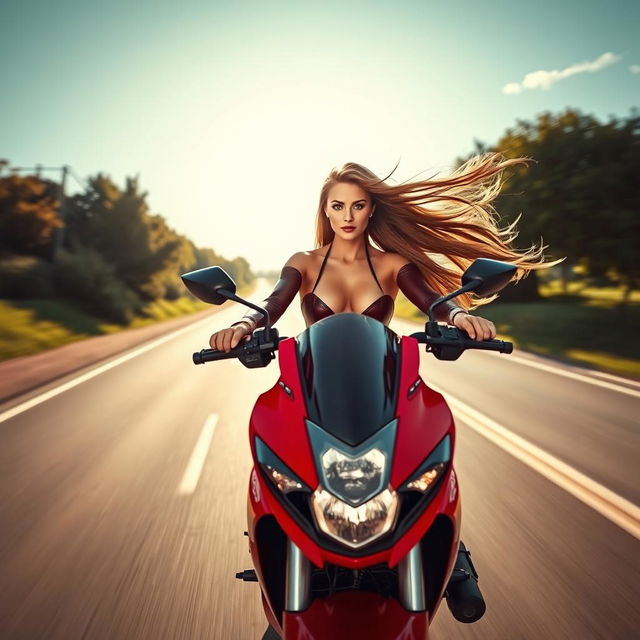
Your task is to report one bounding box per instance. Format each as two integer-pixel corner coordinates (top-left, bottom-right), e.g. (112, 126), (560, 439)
(210, 152), (557, 352)
(209, 153), (560, 610)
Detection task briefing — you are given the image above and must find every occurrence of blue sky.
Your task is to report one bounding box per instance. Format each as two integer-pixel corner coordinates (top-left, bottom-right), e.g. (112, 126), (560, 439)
(1, 0), (638, 270)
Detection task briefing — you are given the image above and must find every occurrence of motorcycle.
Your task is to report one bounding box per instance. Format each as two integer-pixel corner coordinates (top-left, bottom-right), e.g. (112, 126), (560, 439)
(181, 258), (516, 640)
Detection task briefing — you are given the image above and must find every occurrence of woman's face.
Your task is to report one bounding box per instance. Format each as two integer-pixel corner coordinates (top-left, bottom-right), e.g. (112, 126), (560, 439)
(325, 181), (376, 241)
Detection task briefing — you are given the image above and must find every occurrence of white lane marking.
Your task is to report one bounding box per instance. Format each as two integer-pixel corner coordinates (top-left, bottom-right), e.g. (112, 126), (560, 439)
(177, 413), (218, 495)
(585, 368), (640, 388)
(0, 312), (218, 425)
(485, 352), (640, 399)
(429, 382), (640, 540)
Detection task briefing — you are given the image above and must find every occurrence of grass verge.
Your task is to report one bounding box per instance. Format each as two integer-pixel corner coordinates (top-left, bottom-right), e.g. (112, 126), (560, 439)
(0, 283), (255, 362)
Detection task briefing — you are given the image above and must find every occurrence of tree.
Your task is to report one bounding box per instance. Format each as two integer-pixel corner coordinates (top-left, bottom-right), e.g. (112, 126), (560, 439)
(0, 173), (62, 258)
(65, 174), (194, 300)
(458, 108), (640, 298)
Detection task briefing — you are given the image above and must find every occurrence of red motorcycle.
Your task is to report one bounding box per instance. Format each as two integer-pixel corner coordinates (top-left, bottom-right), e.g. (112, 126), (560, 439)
(182, 258), (515, 640)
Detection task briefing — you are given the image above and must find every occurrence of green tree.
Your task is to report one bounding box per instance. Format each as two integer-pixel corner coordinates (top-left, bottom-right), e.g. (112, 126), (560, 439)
(189, 246), (253, 290)
(459, 108), (640, 299)
(65, 174), (193, 300)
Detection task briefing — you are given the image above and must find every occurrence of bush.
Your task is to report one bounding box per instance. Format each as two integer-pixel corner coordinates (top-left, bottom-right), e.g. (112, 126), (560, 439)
(164, 277), (183, 301)
(0, 253), (55, 298)
(52, 248), (142, 324)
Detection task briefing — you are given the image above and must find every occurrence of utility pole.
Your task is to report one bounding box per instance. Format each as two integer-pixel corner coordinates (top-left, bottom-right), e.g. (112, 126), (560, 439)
(51, 165), (69, 262)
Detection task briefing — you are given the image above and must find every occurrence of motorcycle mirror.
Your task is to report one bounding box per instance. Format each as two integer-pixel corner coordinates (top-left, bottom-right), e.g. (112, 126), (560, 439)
(180, 266), (237, 305)
(462, 258), (517, 296)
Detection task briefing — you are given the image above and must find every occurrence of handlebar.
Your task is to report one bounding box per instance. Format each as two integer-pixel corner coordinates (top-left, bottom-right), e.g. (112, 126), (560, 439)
(194, 323), (513, 367)
(410, 323), (512, 361)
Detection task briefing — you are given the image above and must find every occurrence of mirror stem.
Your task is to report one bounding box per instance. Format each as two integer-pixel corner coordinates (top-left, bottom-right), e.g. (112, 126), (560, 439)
(217, 289), (272, 336)
(427, 280), (479, 321)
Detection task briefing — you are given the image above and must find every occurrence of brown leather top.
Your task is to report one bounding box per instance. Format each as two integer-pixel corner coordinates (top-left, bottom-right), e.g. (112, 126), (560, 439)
(301, 291), (394, 326)
(300, 240), (394, 326)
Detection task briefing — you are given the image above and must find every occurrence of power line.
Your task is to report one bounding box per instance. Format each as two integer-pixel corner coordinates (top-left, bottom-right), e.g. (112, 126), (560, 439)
(69, 167), (89, 192)
(1, 163), (89, 193)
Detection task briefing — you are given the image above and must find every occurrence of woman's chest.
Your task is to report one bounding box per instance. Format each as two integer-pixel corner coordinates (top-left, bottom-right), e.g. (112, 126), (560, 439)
(302, 257), (398, 312)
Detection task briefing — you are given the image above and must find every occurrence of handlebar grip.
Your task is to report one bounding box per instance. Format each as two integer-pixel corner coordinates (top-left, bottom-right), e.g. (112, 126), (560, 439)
(409, 331), (512, 354)
(500, 341), (513, 354)
(463, 337), (513, 353)
(193, 348), (240, 364)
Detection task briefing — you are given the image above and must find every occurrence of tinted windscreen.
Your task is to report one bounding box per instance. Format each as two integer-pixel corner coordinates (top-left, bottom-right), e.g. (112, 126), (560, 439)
(296, 314), (400, 447)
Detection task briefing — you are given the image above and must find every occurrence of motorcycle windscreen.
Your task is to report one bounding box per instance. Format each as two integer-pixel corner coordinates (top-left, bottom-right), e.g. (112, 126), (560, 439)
(296, 314), (400, 447)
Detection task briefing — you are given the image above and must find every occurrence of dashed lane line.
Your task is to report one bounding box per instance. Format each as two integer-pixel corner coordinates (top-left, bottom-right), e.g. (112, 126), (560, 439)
(177, 413), (218, 495)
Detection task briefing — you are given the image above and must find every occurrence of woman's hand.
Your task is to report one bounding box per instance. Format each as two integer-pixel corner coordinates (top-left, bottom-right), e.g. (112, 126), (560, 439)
(452, 312), (496, 341)
(209, 322), (252, 353)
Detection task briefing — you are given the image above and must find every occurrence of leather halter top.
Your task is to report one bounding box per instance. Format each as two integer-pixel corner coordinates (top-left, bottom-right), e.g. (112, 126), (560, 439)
(301, 241), (394, 326)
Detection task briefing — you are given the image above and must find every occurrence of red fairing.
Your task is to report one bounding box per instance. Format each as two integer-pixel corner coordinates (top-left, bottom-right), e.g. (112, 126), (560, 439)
(249, 337), (318, 489)
(246, 468), (281, 632)
(392, 336), (455, 488)
(283, 592), (429, 640)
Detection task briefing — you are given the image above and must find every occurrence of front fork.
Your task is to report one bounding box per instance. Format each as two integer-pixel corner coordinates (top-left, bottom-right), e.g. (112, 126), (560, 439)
(398, 542), (426, 611)
(284, 539), (426, 612)
(285, 540), (311, 612)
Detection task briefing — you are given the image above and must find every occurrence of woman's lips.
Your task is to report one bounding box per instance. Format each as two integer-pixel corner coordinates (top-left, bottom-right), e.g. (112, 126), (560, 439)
(341, 226), (356, 232)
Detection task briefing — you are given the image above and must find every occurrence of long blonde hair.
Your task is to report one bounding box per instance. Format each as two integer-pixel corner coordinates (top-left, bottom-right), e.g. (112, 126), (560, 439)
(314, 153), (563, 310)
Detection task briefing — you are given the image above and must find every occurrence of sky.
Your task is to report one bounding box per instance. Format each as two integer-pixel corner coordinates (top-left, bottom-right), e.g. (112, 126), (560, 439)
(1, 0), (638, 271)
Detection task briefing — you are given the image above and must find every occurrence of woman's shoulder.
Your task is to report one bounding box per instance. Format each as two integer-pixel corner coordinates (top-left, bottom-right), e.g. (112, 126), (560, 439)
(376, 250), (412, 276)
(283, 249), (322, 276)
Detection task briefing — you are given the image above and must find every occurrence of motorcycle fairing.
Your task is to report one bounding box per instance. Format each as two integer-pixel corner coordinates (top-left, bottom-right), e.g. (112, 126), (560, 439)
(247, 327), (461, 635)
(391, 336), (455, 488)
(283, 591), (429, 640)
(247, 464), (460, 635)
(296, 314), (401, 447)
(249, 337), (319, 490)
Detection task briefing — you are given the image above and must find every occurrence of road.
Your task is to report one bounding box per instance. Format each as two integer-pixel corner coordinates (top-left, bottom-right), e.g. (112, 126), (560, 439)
(0, 282), (638, 639)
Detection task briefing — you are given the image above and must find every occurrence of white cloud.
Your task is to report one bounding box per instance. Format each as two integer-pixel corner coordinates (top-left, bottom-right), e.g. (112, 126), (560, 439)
(503, 82), (522, 95)
(630, 64), (640, 74)
(502, 51), (621, 94)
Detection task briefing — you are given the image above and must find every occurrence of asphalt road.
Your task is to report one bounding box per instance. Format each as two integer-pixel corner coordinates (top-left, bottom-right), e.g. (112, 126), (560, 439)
(0, 283), (638, 639)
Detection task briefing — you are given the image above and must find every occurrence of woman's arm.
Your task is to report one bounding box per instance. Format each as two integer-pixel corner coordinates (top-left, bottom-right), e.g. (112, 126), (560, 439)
(393, 258), (496, 340)
(231, 252), (306, 332)
(395, 261), (466, 324)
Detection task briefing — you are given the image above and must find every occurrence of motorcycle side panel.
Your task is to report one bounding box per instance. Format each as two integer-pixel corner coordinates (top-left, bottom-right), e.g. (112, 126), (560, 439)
(247, 468), (284, 630)
(391, 336), (455, 487)
(249, 337), (319, 489)
(283, 591), (429, 640)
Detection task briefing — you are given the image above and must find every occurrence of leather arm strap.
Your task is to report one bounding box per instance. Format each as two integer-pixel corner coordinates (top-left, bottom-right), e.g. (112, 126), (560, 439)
(231, 266), (302, 331)
(396, 262), (467, 324)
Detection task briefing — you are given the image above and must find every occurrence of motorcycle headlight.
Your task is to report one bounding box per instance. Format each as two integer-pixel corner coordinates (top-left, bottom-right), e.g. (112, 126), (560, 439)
(261, 463), (304, 493)
(401, 434), (451, 494)
(255, 436), (308, 495)
(321, 447), (386, 505)
(310, 485), (399, 549)
(405, 462), (446, 492)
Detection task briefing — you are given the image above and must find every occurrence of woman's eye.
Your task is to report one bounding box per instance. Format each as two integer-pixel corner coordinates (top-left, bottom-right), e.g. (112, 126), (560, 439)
(355, 204), (364, 210)
(332, 204), (342, 210)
